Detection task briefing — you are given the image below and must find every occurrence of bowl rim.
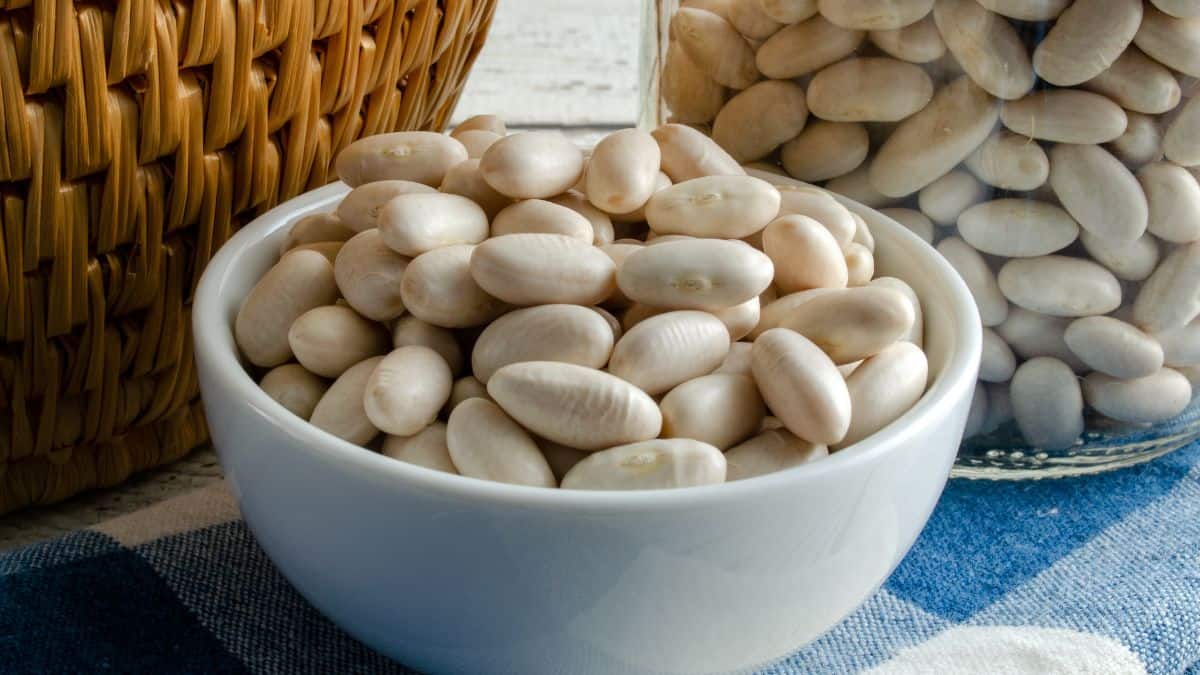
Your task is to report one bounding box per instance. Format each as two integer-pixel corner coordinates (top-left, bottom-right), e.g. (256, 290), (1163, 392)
(194, 177), (981, 512)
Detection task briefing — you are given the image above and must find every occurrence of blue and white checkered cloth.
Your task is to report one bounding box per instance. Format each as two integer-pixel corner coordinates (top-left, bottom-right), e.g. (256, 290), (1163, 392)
(4, 442), (1200, 674)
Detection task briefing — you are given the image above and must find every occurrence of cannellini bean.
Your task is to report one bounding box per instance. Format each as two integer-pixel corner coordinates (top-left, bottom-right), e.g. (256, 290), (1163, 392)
(1133, 241), (1200, 332)
(400, 245), (509, 328)
(491, 199), (593, 242)
(646, 175), (781, 238)
(363, 346), (453, 436)
(998, 256), (1122, 317)
(335, 132), (468, 188)
(980, 327), (1016, 383)
(1109, 113), (1165, 168)
(619, 238), (774, 310)
(1138, 162), (1200, 244)
(452, 114), (506, 136)
(807, 58), (933, 122)
(382, 422), (458, 474)
(1179, 365), (1200, 388)
(586, 129), (662, 215)
(713, 80), (809, 162)
(851, 213), (875, 252)
(729, 0), (783, 40)
(826, 163), (902, 208)
(837, 341), (928, 448)
(1153, 319), (1200, 367)
(444, 376), (492, 418)
(310, 356), (384, 445)
(471, 304), (614, 383)
(997, 307), (1087, 372)
(756, 0), (818, 23)
(870, 76), (1000, 197)
(651, 123), (746, 182)
(446, 398), (555, 487)
(963, 382), (989, 438)
(871, 277), (924, 346)
(337, 180), (438, 232)
(764, 215), (848, 292)
(879, 208), (935, 244)
(537, 438), (589, 482)
(479, 131), (585, 200)
(671, 7), (760, 89)
(752, 328), (852, 445)
(781, 121), (869, 182)
(1011, 357), (1084, 450)
(390, 316), (464, 375)
(660, 373), (765, 449)
(958, 200), (1079, 257)
(1164, 95), (1200, 166)
(439, 159), (511, 219)
(1083, 369), (1194, 424)
(775, 186), (857, 246)
(725, 429), (828, 481)
(751, 288), (837, 338)
(550, 191), (616, 245)
(1049, 144), (1148, 242)
(976, 0), (1068, 20)
(937, 237), (1008, 327)
(621, 303), (669, 331)
(715, 341), (755, 374)
(279, 213), (355, 254)
(599, 243), (643, 309)
(933, 0), (1035, 100)
(288, 305), (390, 378)
(1080, 231), (1161, 282)
(334, 230), (409, 322)
(981, 383), (1013, 435)
(377, 192), (489, 258)
(1151, 0), (1200, 18)
(1064, 316), (1164, 379)
(818, 0), (933, 30)
(1033, 0), (1142, 86)
(608, 171), (671, 225)
(1135, 5), (1200, 78)
(470, 234), (616, 306)
(868, 15), (946, 64)
(452, 130), (502, 160)
(964, 132), (1050, 192)
(260, 364), (329, 420)
(609, 310), (731, 394)
(1001, 90), (1128, 145)
(236, 250), (339, 367)
(1084, 47), (1181, 116)
(756, 14), (865, 79)
(487, 361), (662, 450)
(590, 305), (624, 342)
(917, 170), (987, 227)
(779, 286), (914, 363)
(662, 43), (727, 125)
(561, 438), (726, 490)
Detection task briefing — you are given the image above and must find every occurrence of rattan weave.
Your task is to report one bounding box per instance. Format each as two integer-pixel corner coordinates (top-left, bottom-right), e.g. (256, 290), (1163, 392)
(0, 0), (497, 514)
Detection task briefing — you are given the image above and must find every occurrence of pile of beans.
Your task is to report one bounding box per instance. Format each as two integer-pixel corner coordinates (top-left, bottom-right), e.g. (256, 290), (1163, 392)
(234, 115), (929, 490)
(659, 0), (1200, 449)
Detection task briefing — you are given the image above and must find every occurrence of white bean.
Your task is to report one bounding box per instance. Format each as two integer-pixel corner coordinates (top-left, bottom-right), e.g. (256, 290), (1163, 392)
(1084, 46), (1180, 115)
(363, 346), (453, 436)
(609, 310), (731, 394)
(1010, 357), (1084, 450)
(713, 80), (809, 162)
(870, 277), (924, 347)
(491, 199), (594, 242)
(487, 361), (663, 450)
(996, 307), (1088, 372)
(1050, 143), (1148, 242)
(336, 132), (467, 188)
(671, 7), (760, 89)
(1153, 318), (1200, 367)
(957, 200), (1079, 257)
(1138, 162), (1200, 244)
(725, 429), (828, 481)
(236, 250), (339, 367)
(310, 356), (385, 445)
(779, 286), (914, 363)
(661, 373), (766, 449)
(586, 129), (663, 215)
(980, 327), (1016, 383)
(447, 398), (555, 487)
(806, 57), (933, 122)
(479, 131), (585, 200)
(652, 123), (746, 182)
(382, 422), (458, 474)
(1083, 369), (1194, 424)
(781, 121), (870, 182)
(260, 364), (329, 421)
(378, 192), (489, 257)
(471, 304), (614, 383)
(336, 180), (438, 232)
(550, 191), (617, 245)
(470, 234), (617, 306)
(1109, 113), (1165, 168)
(937, 237), (1008, 327)
(1064, 316), (1164, 379)
(933, 0), (1035, 100)
(917, 170), (988, 227)
(818, 0), (933, 30)
(279, 212), (355, 254)
(879, 208), (935, 244)
(1032, 0), (1142, 86)
(1135, 5), (1200, 78)
(288, 305), (390, 378)
(756, 14), (864, 79)
(1133, 241), (1200, 332)
(775, 186), (857, 246)
(1079, 231), (1161, 282)
(561, 438), (726, 491)
(998, 256), (1122, 318)
(868, 15), (946, 64)
(964, 132), (1050, 192)
(844, 242), (876, 287)
(837, 341), (928, 448)
(618, 238), (774, 310)
(715, 341), (755, 375)
(646, 175), (781, 239)
(334, 229), (410, 321)
(400, 245), (509, 328)
(438, 159), (511, 219)
(752, 328), (852, 445)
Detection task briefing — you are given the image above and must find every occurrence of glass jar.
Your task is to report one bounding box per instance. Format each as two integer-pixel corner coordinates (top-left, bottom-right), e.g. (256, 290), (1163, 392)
(641, 0), (1200, 478)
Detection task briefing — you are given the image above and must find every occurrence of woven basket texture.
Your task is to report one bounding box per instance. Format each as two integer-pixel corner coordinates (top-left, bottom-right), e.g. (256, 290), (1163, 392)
(0, 0), (497, 514)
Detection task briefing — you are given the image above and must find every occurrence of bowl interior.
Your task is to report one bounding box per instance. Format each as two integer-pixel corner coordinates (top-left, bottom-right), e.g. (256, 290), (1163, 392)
(192, 176), (981, 506)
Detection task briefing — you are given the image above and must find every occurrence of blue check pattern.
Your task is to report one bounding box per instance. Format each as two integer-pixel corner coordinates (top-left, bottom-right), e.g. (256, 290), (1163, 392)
(3, 442), (1200, 674)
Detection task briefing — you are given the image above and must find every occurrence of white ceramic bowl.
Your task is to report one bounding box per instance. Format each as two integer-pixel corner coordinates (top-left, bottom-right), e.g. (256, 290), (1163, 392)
(193, 176), (981, 675)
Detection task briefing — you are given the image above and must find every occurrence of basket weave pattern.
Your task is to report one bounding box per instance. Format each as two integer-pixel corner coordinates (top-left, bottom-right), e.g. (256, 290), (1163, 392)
(0, 0), (496, 514)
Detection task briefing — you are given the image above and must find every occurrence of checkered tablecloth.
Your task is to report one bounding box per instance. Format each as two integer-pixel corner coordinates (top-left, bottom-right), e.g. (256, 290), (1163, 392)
(3, 442), (1199, 674)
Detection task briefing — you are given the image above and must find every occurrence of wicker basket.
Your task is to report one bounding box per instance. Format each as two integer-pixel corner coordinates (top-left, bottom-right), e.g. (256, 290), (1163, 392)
(0, 0), (497, 514)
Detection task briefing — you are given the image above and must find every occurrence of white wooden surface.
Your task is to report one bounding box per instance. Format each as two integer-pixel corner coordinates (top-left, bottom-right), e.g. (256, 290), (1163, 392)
(0, 0), (645, 552)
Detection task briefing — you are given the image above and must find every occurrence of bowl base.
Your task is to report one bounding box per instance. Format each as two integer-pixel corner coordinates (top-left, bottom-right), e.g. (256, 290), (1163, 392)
(953, 398), (1200, 480)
